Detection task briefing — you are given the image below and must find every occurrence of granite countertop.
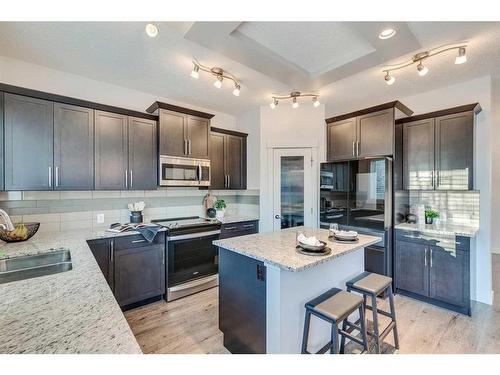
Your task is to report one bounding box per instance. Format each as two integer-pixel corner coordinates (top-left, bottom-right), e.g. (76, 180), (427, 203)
(395, 222), (479, 238)
(213, 214), (259, 225)
(213, 226), (381, 272)
(0, 230), (143, 354)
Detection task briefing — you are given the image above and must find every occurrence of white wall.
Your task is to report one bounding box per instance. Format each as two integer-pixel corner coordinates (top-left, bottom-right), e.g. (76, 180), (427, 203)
(0, 55), (237, 131)
(258, 104), (326, 232)
(400, 77), (493, 304)
(491, 76), (500, 255)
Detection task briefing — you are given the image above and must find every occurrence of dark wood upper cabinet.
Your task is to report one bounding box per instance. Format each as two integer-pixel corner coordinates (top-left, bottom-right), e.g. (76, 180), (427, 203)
(210, 132), (226, 190)
(159, 109), (186, 157)
(0, 93), (4, 191)
(187, 116), (210, 159)
(327, 117), (357, 161)
(54, 103), (94, 190)
(209, 128), (247, 190)
(158, 109), (210, 159)
(4, 93), (54, 190)
(434, 112), (474, 190)
(128, 117), (157, 190)
(94, 111), (128, 190)
(402, 118), (435, 190)
(356, 109), (394, 157)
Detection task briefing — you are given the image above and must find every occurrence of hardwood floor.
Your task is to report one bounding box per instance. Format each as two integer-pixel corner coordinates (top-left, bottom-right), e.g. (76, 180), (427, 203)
(124, 254), (500, 354)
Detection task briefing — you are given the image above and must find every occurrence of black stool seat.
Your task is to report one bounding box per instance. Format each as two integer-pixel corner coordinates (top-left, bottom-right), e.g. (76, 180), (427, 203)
(301, 287), (368, 354)
(346, 271), (392, 295)
(306, 288), (363, 322)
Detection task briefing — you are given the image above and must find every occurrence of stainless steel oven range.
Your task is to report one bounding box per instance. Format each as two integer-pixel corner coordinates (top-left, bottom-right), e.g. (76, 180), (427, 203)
(152, 216), (220, 301)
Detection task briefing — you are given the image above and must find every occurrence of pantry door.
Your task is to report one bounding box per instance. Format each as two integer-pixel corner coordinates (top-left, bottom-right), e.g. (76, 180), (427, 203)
(272, 148), (314, 232)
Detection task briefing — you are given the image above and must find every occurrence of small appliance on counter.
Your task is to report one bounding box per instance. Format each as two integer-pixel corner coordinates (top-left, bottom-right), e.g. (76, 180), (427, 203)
(159, 155), (211, 187)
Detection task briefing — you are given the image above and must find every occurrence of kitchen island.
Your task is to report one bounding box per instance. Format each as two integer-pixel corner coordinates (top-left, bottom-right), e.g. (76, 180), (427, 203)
(213, 227), (381, 354)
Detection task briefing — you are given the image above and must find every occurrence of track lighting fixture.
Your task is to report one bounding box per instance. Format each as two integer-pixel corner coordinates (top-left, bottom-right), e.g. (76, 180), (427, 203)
(145, 23), (159, 38)
(269, 91), (320, 109)
(190, 58), (241, 96)
(382, 43), (467, 85)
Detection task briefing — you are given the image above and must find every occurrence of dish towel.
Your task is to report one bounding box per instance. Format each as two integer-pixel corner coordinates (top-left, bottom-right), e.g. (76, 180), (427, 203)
(129, 225), (162, 243)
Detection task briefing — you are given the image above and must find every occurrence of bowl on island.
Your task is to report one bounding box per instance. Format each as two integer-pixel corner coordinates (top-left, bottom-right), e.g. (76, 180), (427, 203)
(298, 240), (327, 252)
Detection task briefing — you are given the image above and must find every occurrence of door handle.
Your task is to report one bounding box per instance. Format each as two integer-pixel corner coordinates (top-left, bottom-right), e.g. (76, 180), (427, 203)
(227, 174), (230, 188)
(125, 169), (128, 188)
(130, 170), (133, 188)
(184, 139), (188, 155)
(188, 139), (192, 155)
(197, 165), (202, 182)
(110, 240), (114, 262)
(356, 141), (359, 156)
(352, 141), (355, 156)
(48, 166), (52, 188)
(132, 239), (146, 243)
(54, 166), (59, 188)
(161, 248), (165, 265)
(275, 215), (282, 220)
(430, 247), (433, 267)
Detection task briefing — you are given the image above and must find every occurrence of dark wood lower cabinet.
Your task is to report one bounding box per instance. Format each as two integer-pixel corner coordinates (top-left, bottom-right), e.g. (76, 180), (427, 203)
(87, 233), (166, 309)
(395, 230), (471, 315)
(218, 247), (266, 354)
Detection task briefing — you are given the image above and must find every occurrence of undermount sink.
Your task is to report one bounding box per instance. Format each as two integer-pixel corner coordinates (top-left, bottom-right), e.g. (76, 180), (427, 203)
(0, 249), (72, 285)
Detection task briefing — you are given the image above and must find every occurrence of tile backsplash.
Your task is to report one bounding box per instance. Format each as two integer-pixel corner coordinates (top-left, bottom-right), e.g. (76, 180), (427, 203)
(0, 188), (260, 233)
(406, 190), (480, 227)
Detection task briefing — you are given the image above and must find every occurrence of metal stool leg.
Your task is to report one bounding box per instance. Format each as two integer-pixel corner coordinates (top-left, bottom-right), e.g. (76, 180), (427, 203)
(387, 284), (399, 350)
(359, 304), (369, 353)
(330, 321), (339, 354)
(371, 294), (380, 354)
(301, 310), (311, 354)
(339, 319), (347, 353)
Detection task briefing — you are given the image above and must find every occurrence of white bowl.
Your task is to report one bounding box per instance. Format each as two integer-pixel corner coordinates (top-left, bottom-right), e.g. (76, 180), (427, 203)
(334, 231), (358, 240)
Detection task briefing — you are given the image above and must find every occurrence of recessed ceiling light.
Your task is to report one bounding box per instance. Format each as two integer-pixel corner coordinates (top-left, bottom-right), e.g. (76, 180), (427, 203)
(379, 28), (396, 40)
(145, 23), (159, 38)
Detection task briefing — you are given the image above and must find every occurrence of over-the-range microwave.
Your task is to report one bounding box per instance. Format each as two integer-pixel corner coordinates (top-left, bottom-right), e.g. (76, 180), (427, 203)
(159, 155), (211, 187)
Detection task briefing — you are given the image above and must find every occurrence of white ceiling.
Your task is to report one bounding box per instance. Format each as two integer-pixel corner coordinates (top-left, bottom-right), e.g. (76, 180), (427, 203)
(0, 21), (499, 116)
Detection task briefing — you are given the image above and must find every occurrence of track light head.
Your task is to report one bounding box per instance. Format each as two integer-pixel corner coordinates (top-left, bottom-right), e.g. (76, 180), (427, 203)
(270, 98), (278, 109)
(214, 75), (223, 89)
(384, 72), (395, 85)
(190, 64), (200, 79)
(313, 96), (320, 107)
(417, 62), (429, 76)
(292, 97), (299, 109)
(232, 84), (241, 97)
(455, 47), (467, 64)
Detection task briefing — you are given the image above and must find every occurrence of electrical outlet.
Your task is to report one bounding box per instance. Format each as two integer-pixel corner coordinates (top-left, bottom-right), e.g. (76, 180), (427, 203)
(97, 213), (105, 224)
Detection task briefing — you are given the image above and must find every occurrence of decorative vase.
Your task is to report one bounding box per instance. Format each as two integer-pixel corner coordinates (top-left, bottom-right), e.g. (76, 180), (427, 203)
(129, 211), (143, 224)
(216, 209), (225, 221)
(425, 216), (433, 225)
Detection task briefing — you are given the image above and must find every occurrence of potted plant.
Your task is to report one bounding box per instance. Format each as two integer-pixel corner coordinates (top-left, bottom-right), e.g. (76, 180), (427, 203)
(214, 199), (227, 220)
(425, 209), (439, 225)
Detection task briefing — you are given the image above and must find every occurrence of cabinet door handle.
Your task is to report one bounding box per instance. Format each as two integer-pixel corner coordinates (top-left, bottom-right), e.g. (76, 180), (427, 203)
(243, 224), (254, 228)
(132, 239), (146, 243)
(125, 169), (128, 188)
(228, 174), (230, 188)
(161, 248), (165, 265)
(352, 141), (355, 156)
(184, 139), (187, 155)
(130, 170), (133, 188)
(430, 247), (433, 267)
(356, 141), (359, 156)
(436, 170), (440, 188)
(110, 240), (114, 262)
(424, 247), (428, 267)
(188, 139), (191, 155)
(224, 226), (238, 231)
(55, 166), (59, 188)
(48, 166), (52, 188)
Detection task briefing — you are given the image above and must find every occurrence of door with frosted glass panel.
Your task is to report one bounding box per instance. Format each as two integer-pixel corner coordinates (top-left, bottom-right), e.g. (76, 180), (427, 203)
(272, 148), (313, 231)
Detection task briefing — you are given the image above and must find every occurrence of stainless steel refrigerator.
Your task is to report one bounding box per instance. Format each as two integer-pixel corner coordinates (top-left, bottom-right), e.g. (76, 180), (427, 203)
(320, 157), (393, 277)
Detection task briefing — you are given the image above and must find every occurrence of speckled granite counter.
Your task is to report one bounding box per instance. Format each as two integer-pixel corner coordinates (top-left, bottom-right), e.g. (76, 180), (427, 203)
(395, 222), (479, 238)
(213, 226), (381, 272)
(0, 229), (143, 354)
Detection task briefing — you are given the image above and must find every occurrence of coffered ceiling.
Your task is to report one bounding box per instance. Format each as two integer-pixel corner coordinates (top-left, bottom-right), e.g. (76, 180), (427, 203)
(0, 21), (499, 116)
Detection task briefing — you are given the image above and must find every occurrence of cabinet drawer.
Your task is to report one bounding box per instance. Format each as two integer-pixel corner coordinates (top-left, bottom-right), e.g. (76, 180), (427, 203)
(220, 220), (259, 239)
(114, 232), (165, 250)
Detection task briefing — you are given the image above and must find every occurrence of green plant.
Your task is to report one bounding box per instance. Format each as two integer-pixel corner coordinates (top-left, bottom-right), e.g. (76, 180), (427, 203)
(425, 209), (439, 219)
(213, 199), (227, 211)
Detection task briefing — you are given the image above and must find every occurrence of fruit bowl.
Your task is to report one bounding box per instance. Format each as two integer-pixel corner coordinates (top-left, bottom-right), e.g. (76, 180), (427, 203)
(0, 222), (40, 243)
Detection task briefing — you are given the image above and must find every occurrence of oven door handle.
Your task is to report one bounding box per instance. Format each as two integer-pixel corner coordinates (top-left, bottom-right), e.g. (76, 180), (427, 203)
(167, 229), (221, 241)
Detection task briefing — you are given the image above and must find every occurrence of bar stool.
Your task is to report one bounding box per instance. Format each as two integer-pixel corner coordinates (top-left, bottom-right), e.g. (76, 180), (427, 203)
(301, 287), (369, 354)
(346, 272), (399, 354)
